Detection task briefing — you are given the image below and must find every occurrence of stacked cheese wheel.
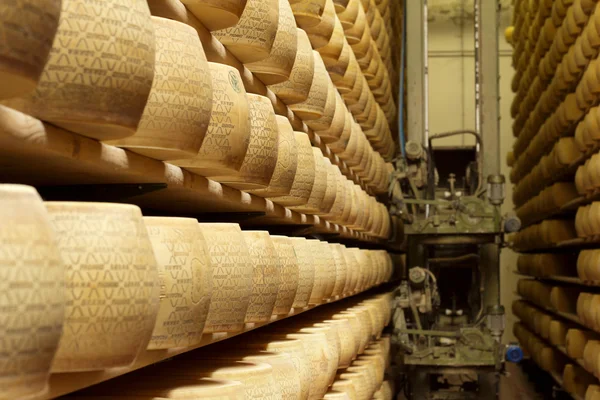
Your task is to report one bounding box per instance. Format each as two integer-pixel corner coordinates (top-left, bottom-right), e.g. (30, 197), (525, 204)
(68, 292), (393, 400)
(0, 0), (395, 241)
(0, 184), (396, 399)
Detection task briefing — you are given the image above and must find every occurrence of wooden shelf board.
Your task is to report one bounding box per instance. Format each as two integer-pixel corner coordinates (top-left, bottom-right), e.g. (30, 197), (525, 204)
(512, 271), (600, 288)
(0, 106), (385, 244)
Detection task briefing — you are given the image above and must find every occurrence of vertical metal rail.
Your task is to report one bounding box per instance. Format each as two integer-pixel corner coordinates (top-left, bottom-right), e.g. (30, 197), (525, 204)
(406, 0), (427, 147)
(477, 0), (501, 177)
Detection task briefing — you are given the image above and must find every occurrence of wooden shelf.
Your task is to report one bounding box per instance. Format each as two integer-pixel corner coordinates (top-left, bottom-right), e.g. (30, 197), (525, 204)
(0, 106), (390, 245)
(33, 284), (393, 399)
(513, 271), (600, 288)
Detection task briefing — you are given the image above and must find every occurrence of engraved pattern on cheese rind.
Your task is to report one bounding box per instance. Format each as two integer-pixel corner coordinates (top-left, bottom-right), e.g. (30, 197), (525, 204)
(213, 0), (279, 63)
(46, 202), (160, 372)
(144, 218), (212, 349)
(320, 241), (337, 300)
(210, 362), (281, 400)
(263, 339), (311, 400)
(0, 0), (61, 99)
(247, 116), (298, 197)
(180, 0), (248, 31)
(269, 29), (315, 104)
(290, 148), (328, 213)
(244, 353), (302, 400)
(199, 223), (252, 333)
(3, 0), (156, 139)
(108, 17), (212, 160)
(271, 236), (300, 316)
(0, 185), (64, 398)
(246, 0), (297, 83)
(289, 238), (316, 309)
(330, 244), (348, 298)
(173, 63), (250, 176)
(289, 52), (329, 120)
(215, 94), (278, 187)
(242, 231), (280, 323)
(307, 239), (327, 305)
(270, 132), (315, 206)
(286, 331), (332, 399)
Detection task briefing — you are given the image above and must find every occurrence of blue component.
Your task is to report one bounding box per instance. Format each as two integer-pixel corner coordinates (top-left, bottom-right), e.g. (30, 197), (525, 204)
(506, 345), (524, 363)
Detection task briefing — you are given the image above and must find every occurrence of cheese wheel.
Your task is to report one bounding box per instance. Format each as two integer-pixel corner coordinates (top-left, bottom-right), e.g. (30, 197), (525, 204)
(567, 329), (597, 359)
(323, 390), (351, 400)
(289, 238), (316, 309)
(319, 159), (339, 214)
(144, 217), (212, 349)
(344, 4), (366, 44)
(180, 0), (248, 31)
(328, 111), (353, 153)
(213, 0), (279, 64)
(211, 93), (278, 189)
(289, 52), (329, 120)
(564, 364), (596, 399)
(336, 51), (359, 93)
(337, 0), (360, 29)
(320, 241), (338, 300)
(3, 0), (155, 141)
(290, 0), (327, 29)
(0, 0), (61, 100)
(242, 352), (302, 400)
(305, 76), (337, 132)
(106, 17), (212, 161)
(242, 231), (280, 323)
(324, 318), (355, 368)
(324, 166), (347, 223)
(270, 132), (316, 206)
(331, 244), (349, 299)
(587, 385), (600, 400)
(318, 15), (345, 63)
(247, 115), (298, 197)
(324, 39), (351, 82)
(0, 185), (64, 398)
(270, 236), (300, 317)
(45, 202), (160, 372)
(306, 239), (328, 305)
(306, 0), (336, 49)
(198, 223), (252, 333)
(270, 29), (315, 104)
(246, 0), (297, 85)
(285, 330), (333, 399)
(373, 380), (394, 400)
(172, 63), (250, 177)
(290, 148), (328, 214)
(248, 338), (311, 400)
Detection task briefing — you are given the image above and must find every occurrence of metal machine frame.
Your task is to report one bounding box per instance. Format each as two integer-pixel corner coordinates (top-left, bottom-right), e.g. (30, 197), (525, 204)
(392, 1), (509, 398)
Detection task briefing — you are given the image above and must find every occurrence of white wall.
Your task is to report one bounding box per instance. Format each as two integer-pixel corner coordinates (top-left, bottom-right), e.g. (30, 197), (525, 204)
(427, 11), (519, 343)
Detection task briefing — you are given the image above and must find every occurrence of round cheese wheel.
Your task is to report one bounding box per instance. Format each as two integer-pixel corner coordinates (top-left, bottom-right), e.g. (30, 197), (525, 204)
(373, 380), (394, 400)
(306, 239), (328, 305)
(587, 385), (600, 400)
(248, 115), (298, 197)
(270, 132), (316, 206)
(270, 29), (315, 105)
(305, 76), (337, 132)
(242, 231), (280, 323)
(289, 52), (329, 120)
(290, 0), (327, 29)
(327, 110), (353, 153)
(246, 0), (297, 85)
(0, 0), (61, 100)
(213, 0), (279, 64)
(350, 24), (373, 59)
(337, 0), (360, 30)
(320, 241), (338, 300)
(249, 338), (311, 400)
(330, 244), (349, 299)
(106, 17), (212, 161)
(336, 51), (360, 93)
(344, 4), (366, 44)
(324, 318), (355, 368)
(318, 15), (345, 64)
(3, 0), (155, 140)
(286, 330), (333, 399)
(306, 0), (336, 49)
(46, 202), (160, 372)
(198, 223), (252, 333)
(271, 236), (300, 317)
(0, 185), (64, 398)
(181, 0), (248, 31)
(323, 389), (351, 400)
(211, 93), (278, 190)
(323, 166), (347, 223)
(290, 148), (328, 214)
(319, 159), (339, 214)
(289, 238), (316, 309)
(143, 217), (212, 349)
(242, 352), (302, 400)
(172, 63), (250, 177)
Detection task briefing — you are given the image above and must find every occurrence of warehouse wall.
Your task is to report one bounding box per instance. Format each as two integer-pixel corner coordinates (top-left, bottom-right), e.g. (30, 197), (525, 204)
(427, 13), (519, 342)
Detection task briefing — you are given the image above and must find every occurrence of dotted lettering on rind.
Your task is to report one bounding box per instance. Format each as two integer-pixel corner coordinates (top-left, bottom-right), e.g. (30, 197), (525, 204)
(271, 237), (299, 316)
